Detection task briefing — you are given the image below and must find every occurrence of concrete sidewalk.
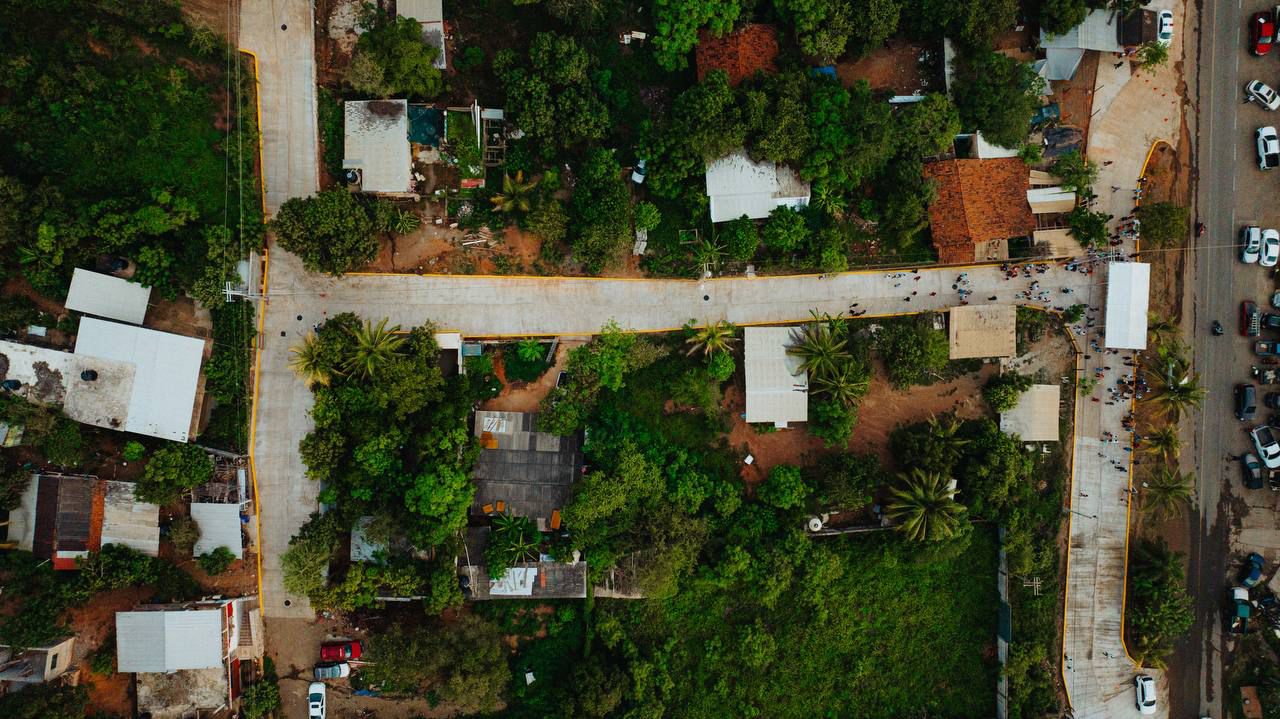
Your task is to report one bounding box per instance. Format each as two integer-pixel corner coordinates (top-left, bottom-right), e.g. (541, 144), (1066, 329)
(240, 0), (318, 215)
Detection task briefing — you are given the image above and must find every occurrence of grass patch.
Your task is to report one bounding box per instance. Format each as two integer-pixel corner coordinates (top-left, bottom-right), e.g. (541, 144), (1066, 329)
(500, 343), (550, 383)
(447, 110), (484, 180)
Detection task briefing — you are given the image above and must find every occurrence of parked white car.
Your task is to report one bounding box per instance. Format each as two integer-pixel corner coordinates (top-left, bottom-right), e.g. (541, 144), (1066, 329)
(1243, 225), (1263, 263)
(1134, 674), (1157, 715)
(1157, 9), (1174, 45)
(631, 159), (647, 184)
(1247, 80), (1280, 111)
(1259, 126), (1280, 170)
(308, 682), (326, 719)
(1252, 425), (1280, 469)
(1263, 229), (1280, 267)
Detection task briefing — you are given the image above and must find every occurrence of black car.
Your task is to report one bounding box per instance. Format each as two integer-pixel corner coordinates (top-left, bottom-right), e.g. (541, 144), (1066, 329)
(1239, 383), (1259, 421)
(1265, 313), (1280, 330)
(1267, 392), (1280, 410)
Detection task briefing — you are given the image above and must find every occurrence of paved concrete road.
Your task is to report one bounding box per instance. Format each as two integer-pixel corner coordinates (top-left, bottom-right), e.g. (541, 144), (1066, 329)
(1179, 1), (1280, 717)
(240, 0), (318, 215)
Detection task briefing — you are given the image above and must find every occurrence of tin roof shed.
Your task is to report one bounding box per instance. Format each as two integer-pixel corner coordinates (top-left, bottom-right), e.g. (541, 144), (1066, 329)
(64, 269), (151, 324)
(116, 609), (224, 672)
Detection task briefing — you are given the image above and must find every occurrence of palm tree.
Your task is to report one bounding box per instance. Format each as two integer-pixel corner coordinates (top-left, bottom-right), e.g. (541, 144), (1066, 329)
(1147, 313), (1178, 348)
(927, 413), (971, 467)
(489, 171), (538, 215)
(344, 318), (406, 379)
(693, 237), (725, 270)
(1142, 425), (1183, 461)
(392, 209), (422, 235)
(289, 332), (335, 387)
(813, 360), (870, 408)
(787, 321), (851, 382)
(1141, 467), (1195, 520)
(685, 320), (738, 357)
(886, 468), (967, 542)
(492, 514), (540, 563)
(1145, 356), (1206, 421)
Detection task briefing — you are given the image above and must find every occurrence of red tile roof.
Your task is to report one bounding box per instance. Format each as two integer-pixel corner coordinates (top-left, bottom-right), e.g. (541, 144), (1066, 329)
(922, 158), (1035, 264)
(695, 24), (780, 87)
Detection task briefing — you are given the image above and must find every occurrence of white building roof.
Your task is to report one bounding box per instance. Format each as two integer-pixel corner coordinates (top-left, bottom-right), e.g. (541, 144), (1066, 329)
(74, 318), (205, 442)
(1105, 262), (1150, 349)
(489, 567), (537, 596)
(744, 327), (808, 427)
(191, 503), (243, 559)
(64, 269), (151, 324)
(1027, 186), (1077, 214)
(705, 150), (810, 223)
(116, 609), (223, 672)
(999, 384), (1061, 441)
(1042, 48), (1086, 81)
(0, 340), (135, 434)
(343, 100), (412, 194)
(397, 0), (442, 22)
(1041, 9), (1123, 52)
(949, 305), (1016, 359)
(101, 480), (160, 556)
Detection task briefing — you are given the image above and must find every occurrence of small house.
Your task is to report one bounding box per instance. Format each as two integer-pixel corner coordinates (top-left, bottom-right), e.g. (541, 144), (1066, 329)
(0, 637), (76, 686)
(948, 305), (1016, 360)
(471, 411), (582, 529)
(744, 327), (808, 428)
(705, 150), (810, 224)
(6, 474), (159, 569)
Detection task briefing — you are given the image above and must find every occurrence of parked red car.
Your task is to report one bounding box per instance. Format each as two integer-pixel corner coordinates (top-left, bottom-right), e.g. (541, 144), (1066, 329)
(1252, 11), (1275, 56)
(319, 641), (362, 662)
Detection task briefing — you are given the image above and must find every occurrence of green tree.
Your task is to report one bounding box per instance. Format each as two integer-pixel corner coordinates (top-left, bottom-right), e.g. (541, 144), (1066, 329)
(810, 398), (856, 447)
(1145, 355), (1205, 420)
(0, 683), (91, 719)
(758, 465), (811, 509)
(813, 452), (883, 508)
(982, 372), (1033, 413)
(685, 320), (739, 357)
(241, 679), (282, 719)
(773, 0), (857, 61)
(136, 443), (213, 506)
(196, 546), (237, 575)
(886, 468), (967, 542)
(281, 513), (342, 598)
(483, 514), (541, 579)
(168, 516), (201, 555)
(1142, 467), (1194, 520)
(495, 33), (609, 154)
(721, 216), (761, 261)
(527, 198), (569, 247)
(874, 316), (949, 388)
(762, 206), (809, 252)
(787, 318), (851, 382)
(707, 351), (736, 381)
(273, 190), (377, 275)
(345, 318), (406, 379)
(651, 0), (744, 71)
(290, 332), (338, 387)
(352, 9), (443, 99)
(813, 360), (871, 408)
(894, 93), (962, 161)
(1126, 538), (1193, 668)
(1135, 202), (1189, 248)
(1137, 41), (1169, 71)
(952, 50), (1045, 149)
(803, 80), (895, 195)
(1068, 206), (1112, 248)
(360, 616), (508, 711)
(641, 70), (748, 197)
(1038, 0), (1089, 35)
(571, 149), (633, 272)
(1052, 150), (1099, 193)
(634, 202), (663, 233)
(39, 418), (84, 468)
(489, 171), (539, 216)
(1143, 425), (1183, 461)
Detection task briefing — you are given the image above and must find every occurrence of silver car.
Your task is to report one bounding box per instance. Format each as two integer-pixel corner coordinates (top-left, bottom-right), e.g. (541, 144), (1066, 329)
(1247, 80), (1280, 111)
(1264, 229), (1280, 267)
(1134, 674), (1157, 715)
(313, 662), (350, 680)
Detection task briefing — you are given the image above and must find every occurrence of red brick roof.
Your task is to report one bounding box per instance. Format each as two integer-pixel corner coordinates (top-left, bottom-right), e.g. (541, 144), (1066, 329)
(695, 24), (780, 87)
(922, 158), (1035, 264)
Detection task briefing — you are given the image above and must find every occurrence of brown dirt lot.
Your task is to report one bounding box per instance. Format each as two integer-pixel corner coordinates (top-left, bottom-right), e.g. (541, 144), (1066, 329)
(723, 360), (998, 482)
(836, 40), (936, 95)
(180, 0), (238, 44)
(68, 585), (154, 718)
(482, 341), (583, 413)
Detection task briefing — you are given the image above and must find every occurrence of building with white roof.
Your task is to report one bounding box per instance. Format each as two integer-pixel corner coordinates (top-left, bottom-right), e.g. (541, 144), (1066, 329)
(1040, 9), (1123, 80)
(999, 384), (1062, 442)
(64, 268), (151, 324)
(191, 502), (244, 559)
(344, 99), (412, 194)
(949, 305), (1016, 359)
(1105, 262), (1150, 350)
(397, 0), (447, 69)
(705, 150), (810, 223)
(744, 327), (808, 428)
(0, 317), (206, 442)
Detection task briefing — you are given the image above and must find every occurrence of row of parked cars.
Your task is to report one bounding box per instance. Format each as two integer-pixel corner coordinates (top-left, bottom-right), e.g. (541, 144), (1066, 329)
(308, 641), (363, 719)
(1235, 300), (1280, 489)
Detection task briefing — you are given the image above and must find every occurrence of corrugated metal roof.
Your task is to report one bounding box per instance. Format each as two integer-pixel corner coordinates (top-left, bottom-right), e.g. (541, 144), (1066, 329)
(191, 503), (242, 559)
(116, 609), (223, 672)
(74, 318), (205, 442)
(1105, 262), (1150, 349)
(101, 481), (159, 556)
(1040, 9), (1122, 52)
(64, 269), (151, 325)
(705, 151), (809, 223)
(999, 384), (1061, 441)
(343, 100), (411, 194)
(397, 0), (442, 22)
(743, 327), (808, 426)
(949, 305), (1016, 359)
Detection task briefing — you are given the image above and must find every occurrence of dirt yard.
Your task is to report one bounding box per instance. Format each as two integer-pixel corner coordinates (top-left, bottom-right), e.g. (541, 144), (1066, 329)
(724, 360), (999, 483)
(68, 585), (155, 717)
(1052, 51), (1100, 149)
(481, 341), (584, 413)
(180, 0), (237, 43)
(836, 40), (937, 95)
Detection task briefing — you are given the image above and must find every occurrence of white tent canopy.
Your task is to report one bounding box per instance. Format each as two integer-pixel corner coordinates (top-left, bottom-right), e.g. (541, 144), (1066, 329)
(1104, 262), (1150, 349)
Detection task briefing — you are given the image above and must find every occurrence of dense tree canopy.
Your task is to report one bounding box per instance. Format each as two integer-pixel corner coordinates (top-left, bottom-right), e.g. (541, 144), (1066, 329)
(651, 0), (744, 70)
(495, 33), (611, 156)
(952, 50), (1044, 149)
(570, 149), (635, 272)
(349, 8), (443, 99)
(272, 190), (378, 275)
